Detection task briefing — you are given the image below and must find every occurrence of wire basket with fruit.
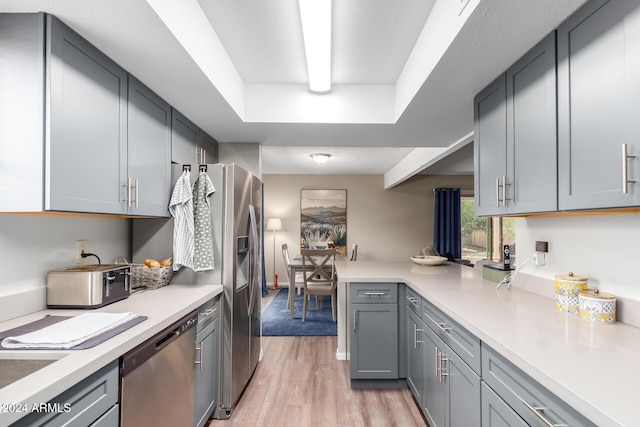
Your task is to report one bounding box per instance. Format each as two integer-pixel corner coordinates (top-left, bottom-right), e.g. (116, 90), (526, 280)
(130, 258), (174, 290)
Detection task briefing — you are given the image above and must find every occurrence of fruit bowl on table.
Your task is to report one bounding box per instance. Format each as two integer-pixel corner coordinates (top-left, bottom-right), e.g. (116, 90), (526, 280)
(410, 255), (448, 266)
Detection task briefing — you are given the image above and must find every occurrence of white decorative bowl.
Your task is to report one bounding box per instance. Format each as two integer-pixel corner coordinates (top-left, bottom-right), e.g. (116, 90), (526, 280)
(410, 255), (448, 266)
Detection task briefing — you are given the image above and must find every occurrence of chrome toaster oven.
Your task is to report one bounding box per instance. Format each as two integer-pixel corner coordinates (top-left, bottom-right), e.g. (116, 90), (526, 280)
(47, 264), (131, 308)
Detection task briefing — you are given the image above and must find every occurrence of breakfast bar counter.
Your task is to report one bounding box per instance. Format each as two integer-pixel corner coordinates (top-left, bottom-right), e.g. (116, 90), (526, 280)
(335, 260), (639, 427)
(0, 284), (222, 426)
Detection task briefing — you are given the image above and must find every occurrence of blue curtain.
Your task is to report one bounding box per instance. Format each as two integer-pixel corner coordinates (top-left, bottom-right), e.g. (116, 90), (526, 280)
(433, 188), (461, 260)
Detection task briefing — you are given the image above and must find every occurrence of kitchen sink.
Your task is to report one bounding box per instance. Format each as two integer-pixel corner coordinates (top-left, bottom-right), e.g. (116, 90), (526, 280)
(0, 355), (65, 389)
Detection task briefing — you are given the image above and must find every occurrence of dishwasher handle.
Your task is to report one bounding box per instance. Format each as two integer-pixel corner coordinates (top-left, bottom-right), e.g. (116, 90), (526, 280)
(155, 329), (180, 351)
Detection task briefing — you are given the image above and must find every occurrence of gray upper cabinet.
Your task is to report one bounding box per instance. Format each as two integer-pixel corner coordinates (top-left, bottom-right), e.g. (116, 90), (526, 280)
(475, 32), (557, 216)
(47, 15), (128, 214)
(171, 108), (199, 165)
(171, 108), (218, 166)
(197, 129), (218, 165)
(0, 13), (172, 216)
(127, 76), (171, 216)
(506, 32), (557, 214)
(474, 75), (507, 216)
(0, 14), (46, 212)
(558, 0), (640, 210)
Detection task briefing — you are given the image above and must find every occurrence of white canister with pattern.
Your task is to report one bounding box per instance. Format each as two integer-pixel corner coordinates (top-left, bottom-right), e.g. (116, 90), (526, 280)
(555, 272), (588, 314)
(579, 289), (616, 324)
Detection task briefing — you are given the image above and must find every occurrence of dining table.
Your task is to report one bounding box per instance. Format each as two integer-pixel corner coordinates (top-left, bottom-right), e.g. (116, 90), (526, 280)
(287, 253), (346, 319)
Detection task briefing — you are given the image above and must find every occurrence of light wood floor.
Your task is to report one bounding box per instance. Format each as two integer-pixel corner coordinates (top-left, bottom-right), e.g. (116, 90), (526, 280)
(206, 290), (427, 427)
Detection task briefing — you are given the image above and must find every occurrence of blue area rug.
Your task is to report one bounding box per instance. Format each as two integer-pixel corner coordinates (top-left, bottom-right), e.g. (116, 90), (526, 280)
(262, 288), (337, 336)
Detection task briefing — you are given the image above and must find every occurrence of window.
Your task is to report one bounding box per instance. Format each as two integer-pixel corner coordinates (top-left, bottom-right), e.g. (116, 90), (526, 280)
(461, 197), (515, 264)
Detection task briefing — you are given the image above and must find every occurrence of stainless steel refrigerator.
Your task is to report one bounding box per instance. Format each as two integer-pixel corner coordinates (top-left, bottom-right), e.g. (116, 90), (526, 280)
(132, 163), (262, 420)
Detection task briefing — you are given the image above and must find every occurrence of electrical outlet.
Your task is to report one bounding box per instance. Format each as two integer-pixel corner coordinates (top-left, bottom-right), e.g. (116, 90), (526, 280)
(533, 251), (545, 266)
(76, 240), (89, 263)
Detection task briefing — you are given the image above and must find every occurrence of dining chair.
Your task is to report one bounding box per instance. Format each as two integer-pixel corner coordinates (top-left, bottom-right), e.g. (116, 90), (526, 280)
(300, 248), (337, 322)
(350, 243), (358, 261)
(281, 244), (303, 309)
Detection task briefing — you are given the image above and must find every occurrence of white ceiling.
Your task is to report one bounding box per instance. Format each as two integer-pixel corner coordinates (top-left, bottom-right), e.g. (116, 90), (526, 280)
(0, 0), (588, 178)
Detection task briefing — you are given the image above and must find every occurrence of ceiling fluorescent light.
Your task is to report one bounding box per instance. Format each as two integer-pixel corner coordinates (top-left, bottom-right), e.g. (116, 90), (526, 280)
(299, 0), (332, 93)
(311, 153), (331, 164)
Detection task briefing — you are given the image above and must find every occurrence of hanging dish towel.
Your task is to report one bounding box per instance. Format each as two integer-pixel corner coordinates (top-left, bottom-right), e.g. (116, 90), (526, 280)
(169, 170), (194, 270)
(192, 171), (216, 271)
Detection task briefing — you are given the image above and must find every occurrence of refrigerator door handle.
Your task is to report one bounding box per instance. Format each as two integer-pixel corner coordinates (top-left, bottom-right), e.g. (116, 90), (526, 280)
(248, 204), (259, 316)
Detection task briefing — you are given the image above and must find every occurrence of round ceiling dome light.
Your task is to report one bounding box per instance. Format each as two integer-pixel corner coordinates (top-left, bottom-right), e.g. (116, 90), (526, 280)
(310, 153), (331, 164)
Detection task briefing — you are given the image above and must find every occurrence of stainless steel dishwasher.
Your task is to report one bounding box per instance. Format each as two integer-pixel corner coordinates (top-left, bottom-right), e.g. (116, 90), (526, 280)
(120, 311), (198, 427)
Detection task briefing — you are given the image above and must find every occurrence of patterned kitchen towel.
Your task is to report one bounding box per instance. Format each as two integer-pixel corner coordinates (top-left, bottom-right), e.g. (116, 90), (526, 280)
(169, 170), (194, 270)
(192, 171), (215, 271)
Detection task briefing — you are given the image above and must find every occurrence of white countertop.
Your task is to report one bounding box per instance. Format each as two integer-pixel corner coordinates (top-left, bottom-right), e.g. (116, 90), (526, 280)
(335, 260), (638, 427)
(0, 284), (222, 426)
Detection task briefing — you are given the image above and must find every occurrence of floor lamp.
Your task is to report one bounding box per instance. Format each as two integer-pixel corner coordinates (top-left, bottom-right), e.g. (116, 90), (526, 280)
(266, 218), (282, 288)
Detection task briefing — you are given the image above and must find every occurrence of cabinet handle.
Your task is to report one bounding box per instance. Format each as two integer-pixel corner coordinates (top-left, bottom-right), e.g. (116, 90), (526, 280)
(435, 347), (440, 379)
(122, 178), (139, 209)
(406, 296), (418, 304)
(133, 179), (139, 208)
(432, 319), (451, 333)
(122, 177), (132, 207)
(439, 353), (448, 382)
(502, 176), (511, 207)
(496, 178), (501, 207)
(521, 399), (568, 427)
(622, 143), (636, 193)
(413, 323), (422, 348)
(199, 307), (218, 320)
(353, 309), (357, 331)
(363, 291), (386, 296)
(195, 342), (204, 370)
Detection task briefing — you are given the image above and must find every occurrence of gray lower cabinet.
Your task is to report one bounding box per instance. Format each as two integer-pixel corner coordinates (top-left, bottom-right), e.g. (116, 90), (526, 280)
(406, 299), (423, 400)
(402, 287), (596, 427)
(405, 288), (424, 402)
(127, 76), (172, 217)
(349, 283), (398, 380)
(194, 298), (220, 427)
(481, 382), (527, 427)
(421, 324), (481, 427)
(421, 298), (481, 374)
(474, 31), (557, 216)
(482, 343), (596, 427)
(11, 361), (119, 427)
(558, 0), (640, 210)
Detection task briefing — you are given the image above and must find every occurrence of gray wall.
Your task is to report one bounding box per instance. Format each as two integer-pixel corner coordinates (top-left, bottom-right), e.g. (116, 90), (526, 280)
(263, 173), (473, 284)
(0, 214), (130, 320)
(218, 142), (262, 179)
(516, 214), (640, 307)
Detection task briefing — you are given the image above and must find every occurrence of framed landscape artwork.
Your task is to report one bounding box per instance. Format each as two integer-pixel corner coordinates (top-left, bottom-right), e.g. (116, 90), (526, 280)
(300, 189), (347, 255)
